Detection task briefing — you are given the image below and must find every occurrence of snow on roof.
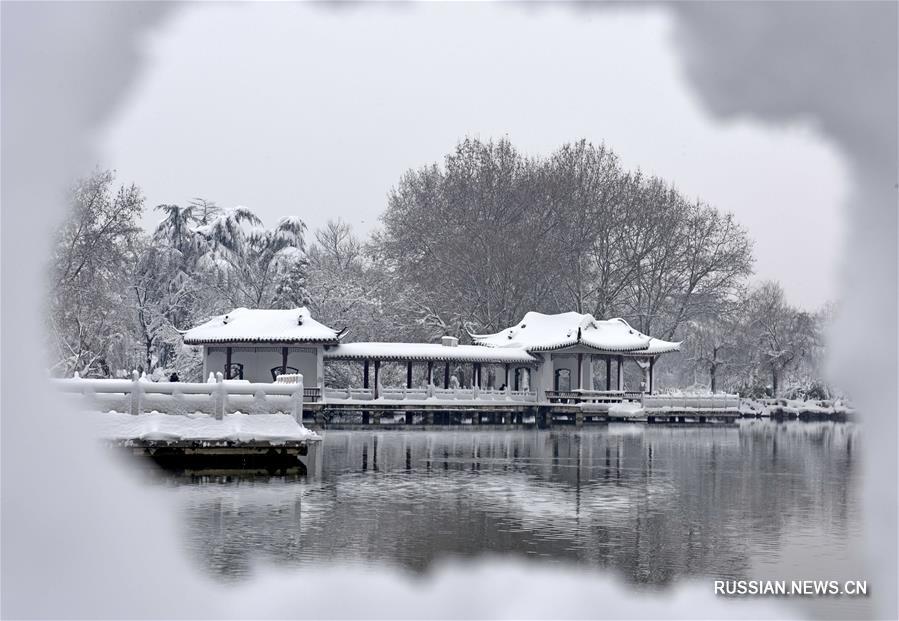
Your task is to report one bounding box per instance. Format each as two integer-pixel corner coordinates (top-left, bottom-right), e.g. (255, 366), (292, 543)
(640, 337), (682, 355)
(470, 311), (681, 355)
(183, 307), (343, 345)
(324, 342), (536, 364)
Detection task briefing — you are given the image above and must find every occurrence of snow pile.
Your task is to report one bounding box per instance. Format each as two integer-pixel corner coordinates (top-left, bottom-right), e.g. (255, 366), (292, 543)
(183, 307), (342, 344)
(471, 311), (680, 354)
(86, 411), (318, 444)
(760, 398), (856, 416)
(606, 401), (645, 418)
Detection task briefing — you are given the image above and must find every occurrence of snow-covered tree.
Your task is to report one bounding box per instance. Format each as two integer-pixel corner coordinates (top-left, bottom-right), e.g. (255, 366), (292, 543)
(375, 137), (753, 345)
(744, 281), (819, 396)
(49, 170), (144, 376)
(680, 300), (748, 392)
(129, 241), (193, 373)
(272, 255), (312, 309)
(196, 209), (309, 309)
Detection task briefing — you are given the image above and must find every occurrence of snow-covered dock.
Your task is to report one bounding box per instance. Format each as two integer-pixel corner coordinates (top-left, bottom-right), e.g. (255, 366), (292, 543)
(56, 372), (743, 430)
(56, 372), (321, 474)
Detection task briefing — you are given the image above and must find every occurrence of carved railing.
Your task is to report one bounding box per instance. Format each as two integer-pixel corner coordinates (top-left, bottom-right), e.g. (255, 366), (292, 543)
(53, 372), (308, 420)
(323, 386), (537, 403)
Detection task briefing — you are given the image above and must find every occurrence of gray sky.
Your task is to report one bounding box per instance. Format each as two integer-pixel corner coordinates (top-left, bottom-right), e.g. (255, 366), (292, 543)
(100, 3), (848, 309)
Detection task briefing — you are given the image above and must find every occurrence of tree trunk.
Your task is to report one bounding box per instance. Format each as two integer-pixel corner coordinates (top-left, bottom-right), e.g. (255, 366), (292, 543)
(710, 364), (717, 394)
(772, 368), (779, 397)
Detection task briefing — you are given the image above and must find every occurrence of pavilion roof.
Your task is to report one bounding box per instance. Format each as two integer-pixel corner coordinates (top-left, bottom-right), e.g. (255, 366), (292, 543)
(183, 307), (344, 345)
(470, 311), (681, 355)
(323, 342), (536, 364)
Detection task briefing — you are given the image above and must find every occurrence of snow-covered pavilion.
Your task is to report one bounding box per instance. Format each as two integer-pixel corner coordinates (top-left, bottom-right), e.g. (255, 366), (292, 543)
(470, 312), (680, 399)
(183, 307), (346, 392)
(183, 308), (680, 403)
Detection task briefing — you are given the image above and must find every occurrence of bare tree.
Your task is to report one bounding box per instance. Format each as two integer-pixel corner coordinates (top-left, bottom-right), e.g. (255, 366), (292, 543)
(49, 170), (144, 376)
(681, 299), (748, 392)
(744, 281), (819, 396)
(377, 137), (753, 346)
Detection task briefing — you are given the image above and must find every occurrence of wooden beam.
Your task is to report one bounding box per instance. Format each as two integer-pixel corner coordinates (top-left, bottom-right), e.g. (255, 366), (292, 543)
(617, 355), (623, 391)
(374, 360), (381, 399)
(281, 347), (288, 377)
(363, 360), (370, 389)
(225, 347), (232, 380)
(649, 357), (655, 394)
(605, 355), (611, 390)
(577, 353), (583, 390)
(444, 362), (450, 389)
(504, 364), (510, 389)
(406, 360), (413, 389)
(427, 361), (433, 385)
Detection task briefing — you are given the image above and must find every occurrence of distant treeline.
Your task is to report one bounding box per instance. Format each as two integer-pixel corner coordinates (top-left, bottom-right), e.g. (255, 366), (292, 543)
(48, 138), (831, 397)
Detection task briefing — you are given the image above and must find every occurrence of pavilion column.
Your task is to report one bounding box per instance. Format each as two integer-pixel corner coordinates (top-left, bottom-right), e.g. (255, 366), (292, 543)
(474, 363), (481, 388)
(373, 360), (381, 399)
(281, 347), (288, 377)
(406, 360), (413, 389)
(589, 355), (595, 390)
(504, 364), (510, 389)
(363, 360), (370, 389)
(605, 355), (611, 390)
(649, 357), (655, 394)
(617, 355), (623, 391)
(444, 362), (450, 389)
(225, 346), (233, 380)
(577, 353), (583, 390)
(427, 361), (434, 385)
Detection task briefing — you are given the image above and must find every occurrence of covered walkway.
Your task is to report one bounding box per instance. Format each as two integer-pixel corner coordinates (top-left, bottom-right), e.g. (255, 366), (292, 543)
(323, 339), (538, 398)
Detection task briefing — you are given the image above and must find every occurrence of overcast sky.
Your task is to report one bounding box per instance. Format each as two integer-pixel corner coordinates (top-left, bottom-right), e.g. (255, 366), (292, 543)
(99, 2), (848, 310)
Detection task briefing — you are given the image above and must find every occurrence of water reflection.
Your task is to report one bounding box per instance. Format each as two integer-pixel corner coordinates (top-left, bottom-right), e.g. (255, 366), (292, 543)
(171, 421), (862, 603)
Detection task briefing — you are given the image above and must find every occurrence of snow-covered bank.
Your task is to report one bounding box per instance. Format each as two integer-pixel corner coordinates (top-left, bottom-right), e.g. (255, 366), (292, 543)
(86, 411), (319, 444)
(740, 398), (856, 419)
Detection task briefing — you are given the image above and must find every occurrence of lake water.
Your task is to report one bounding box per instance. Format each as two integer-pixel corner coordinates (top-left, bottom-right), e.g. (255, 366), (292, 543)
(164, 421), (867, 619)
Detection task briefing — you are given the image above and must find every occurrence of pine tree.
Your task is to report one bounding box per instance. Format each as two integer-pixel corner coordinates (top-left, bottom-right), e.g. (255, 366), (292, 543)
(272, 256), (312, 309)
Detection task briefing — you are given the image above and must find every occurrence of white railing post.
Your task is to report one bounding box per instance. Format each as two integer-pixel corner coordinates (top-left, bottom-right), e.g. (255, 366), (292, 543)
(83, 381), (95, 409)
(291, 374), (304, 424)
(252, 388), (267, 415)
(473, 385), (480, 400)
(215, 372), (225, 420)
(130, 370), (141, 416)
(172, 386), (185, 416)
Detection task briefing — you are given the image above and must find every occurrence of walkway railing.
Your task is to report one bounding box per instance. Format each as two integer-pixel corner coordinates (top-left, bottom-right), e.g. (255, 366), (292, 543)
(324, 386), (537, 403)
(642, 393), (740, 412)
(54, 372), (306, 421)
(544, 390), (640, 404)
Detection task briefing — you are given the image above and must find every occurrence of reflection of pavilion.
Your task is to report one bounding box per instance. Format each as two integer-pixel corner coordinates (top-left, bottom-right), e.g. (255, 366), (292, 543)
(176, 425), (859, 589)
